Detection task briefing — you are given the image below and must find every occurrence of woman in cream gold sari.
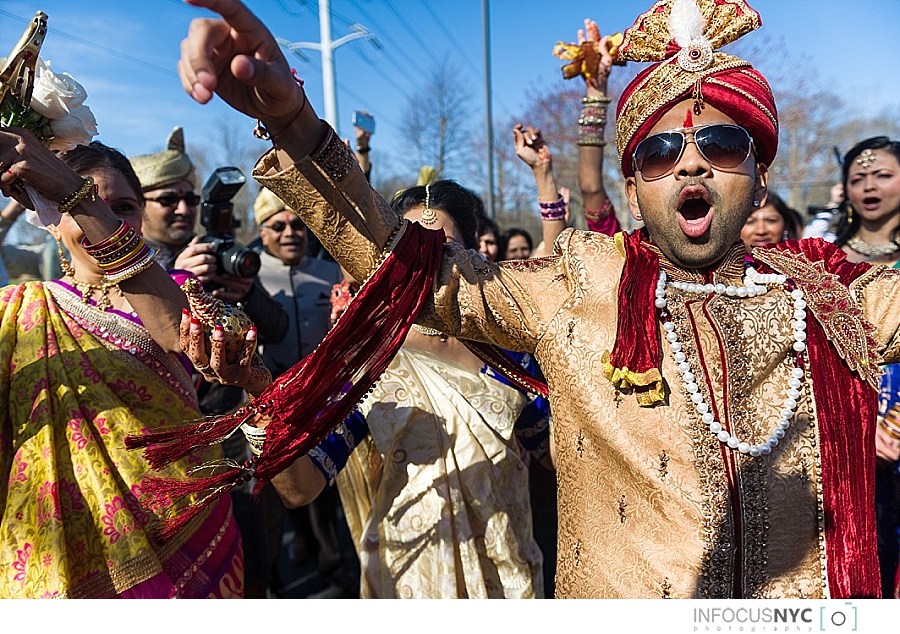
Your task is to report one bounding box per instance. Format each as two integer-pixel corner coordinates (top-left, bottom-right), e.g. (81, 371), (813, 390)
(0, 135), (243, 598)
(197, 181), (547, 598)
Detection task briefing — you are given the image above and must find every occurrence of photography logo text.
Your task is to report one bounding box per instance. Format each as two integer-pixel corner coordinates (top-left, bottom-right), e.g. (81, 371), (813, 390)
(692, 603), (858, 632)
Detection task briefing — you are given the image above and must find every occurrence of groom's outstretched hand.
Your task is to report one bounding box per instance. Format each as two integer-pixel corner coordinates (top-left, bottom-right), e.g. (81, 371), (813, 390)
(178, 0), (323, 157)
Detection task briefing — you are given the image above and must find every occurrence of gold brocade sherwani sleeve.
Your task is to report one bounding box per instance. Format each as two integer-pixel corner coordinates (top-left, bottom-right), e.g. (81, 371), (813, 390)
(253, 130), (575, 354)
(419, 240), (573, 352)
(851, 266), (900, 364)
(253, 131), (399, 285)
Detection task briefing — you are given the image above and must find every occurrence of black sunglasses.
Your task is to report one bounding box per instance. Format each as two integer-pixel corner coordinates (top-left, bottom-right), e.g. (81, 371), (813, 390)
(145, 192), (201, 207)
(264, 219), (305, 232)
(633, 124), (755, 180)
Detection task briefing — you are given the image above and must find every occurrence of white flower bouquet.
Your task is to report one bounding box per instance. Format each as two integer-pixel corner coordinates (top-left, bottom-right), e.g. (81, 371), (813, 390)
(0, 12), (98, 151)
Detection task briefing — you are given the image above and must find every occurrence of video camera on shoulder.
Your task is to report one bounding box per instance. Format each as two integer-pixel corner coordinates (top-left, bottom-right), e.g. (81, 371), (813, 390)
(198, 167), (261, 279)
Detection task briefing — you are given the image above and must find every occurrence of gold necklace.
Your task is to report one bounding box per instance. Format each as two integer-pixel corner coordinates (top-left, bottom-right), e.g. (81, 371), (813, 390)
(58, 243), (121, 311)
(846, 235), (899, 258)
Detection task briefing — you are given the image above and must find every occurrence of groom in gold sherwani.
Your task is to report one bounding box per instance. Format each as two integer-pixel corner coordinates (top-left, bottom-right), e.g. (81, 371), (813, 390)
(178, 0), (896, 597)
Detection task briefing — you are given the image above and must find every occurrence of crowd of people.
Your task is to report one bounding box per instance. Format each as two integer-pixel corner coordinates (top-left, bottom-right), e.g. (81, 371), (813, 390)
(1, 0), (900, 600)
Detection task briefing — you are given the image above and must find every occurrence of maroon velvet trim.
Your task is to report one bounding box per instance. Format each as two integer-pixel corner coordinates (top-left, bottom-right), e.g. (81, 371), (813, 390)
(609, 229), (662, 384)
(757, 239), (880, 598)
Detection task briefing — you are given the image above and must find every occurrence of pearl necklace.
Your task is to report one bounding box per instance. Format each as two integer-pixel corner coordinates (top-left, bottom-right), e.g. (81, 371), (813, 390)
(655, 266), (807, 456)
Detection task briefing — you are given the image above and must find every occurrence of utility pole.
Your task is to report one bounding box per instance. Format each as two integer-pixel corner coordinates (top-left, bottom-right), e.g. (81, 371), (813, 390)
(482, 0), (495, 218)
(276, 0), (377, 134)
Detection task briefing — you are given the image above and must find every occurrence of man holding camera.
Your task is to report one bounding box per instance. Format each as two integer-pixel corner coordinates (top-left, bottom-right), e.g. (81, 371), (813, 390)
(129, 127), (288, 364)
(131, 127), (290, 597)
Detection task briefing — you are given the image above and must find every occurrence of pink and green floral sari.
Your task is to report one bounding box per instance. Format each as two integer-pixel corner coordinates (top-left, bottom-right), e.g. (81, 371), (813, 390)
(0, 281), (243, 598)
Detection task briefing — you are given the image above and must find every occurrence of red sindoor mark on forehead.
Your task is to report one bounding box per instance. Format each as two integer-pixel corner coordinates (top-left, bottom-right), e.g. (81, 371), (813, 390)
(683, 108), (693, 128)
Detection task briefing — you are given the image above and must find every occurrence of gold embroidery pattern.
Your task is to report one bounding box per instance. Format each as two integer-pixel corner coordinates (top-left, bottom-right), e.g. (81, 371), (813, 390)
(716, 288), (824, 598)
(575, 431), (585, 457)
(499, 256), (559, 272)
(848, 263), (890, 307)
(312, 125), (357, 181)
(618, 0), (762, 62)
(754, 248), (882, 389)
(803, 380), (831, 598)
(708, 297), (769, 597)
(666, 291), (734, 598)
(617, 494), (629, 524)
(661, 577), (673, 598)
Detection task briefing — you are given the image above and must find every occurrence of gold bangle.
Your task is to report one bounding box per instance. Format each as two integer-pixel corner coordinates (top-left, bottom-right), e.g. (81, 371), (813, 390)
(879, 419), (900, 441)
(100, 238), (146, 269)
(104, 248), (157, 283)
(58, 176), (97, 214)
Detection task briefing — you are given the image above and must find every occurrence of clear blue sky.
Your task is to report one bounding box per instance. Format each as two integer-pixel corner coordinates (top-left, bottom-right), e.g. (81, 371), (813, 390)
(2, 0), (899, 177)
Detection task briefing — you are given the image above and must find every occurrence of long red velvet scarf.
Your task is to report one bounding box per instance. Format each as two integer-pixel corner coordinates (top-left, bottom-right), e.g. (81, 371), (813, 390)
(606, 229), (664, 404)
(759, 239), (880, 598)
(127, 221), (444, 540)
(610, 232), (880, 598)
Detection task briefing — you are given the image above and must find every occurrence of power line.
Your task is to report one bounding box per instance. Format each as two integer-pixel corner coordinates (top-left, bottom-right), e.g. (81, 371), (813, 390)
(276, 27), (405, 131)
(0, 8), (179, 79)
(274, 0), (310, 17)
(381, 0), (444, 69)
(420, 0), (483, 81)
(341, 0), (432, 85)
(353, 45), (418, 98)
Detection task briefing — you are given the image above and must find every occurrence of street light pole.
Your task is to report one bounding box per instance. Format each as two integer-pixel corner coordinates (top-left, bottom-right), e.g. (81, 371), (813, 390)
(276, 0), (377, 134)
(319, 0), (336, 129)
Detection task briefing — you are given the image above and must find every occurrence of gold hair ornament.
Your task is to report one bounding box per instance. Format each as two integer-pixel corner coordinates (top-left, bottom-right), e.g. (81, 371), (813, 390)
(856, 149), (878, 169)
(420, 183), (437, 225)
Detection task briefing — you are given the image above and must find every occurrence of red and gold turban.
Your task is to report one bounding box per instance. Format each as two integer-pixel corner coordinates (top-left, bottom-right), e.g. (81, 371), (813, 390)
(615, 0), (778, 177)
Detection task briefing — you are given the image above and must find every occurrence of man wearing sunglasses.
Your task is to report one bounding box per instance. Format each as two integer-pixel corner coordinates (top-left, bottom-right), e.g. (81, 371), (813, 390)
(180, 0), (899, 599)
(131, 127), (288, 406)
(130, 127), (203, 271)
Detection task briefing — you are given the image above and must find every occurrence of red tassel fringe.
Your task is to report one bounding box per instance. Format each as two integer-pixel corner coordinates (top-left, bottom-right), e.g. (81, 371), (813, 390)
(132, 222), (445, 539)
(132, 412), (250, 470)
(141, 466), (246, 541)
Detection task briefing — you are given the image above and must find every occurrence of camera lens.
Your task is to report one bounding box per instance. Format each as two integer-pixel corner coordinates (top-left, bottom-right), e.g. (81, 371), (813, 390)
(221, 245), (261, 278)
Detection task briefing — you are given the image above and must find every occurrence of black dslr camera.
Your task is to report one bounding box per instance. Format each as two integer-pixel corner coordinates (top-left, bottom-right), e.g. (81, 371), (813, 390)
(198, 167), (261, 279)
